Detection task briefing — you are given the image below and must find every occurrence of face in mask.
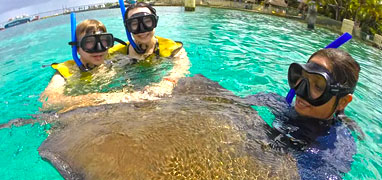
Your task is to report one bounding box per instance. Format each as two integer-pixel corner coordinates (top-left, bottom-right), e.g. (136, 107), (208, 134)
(288, 62), (354, 106)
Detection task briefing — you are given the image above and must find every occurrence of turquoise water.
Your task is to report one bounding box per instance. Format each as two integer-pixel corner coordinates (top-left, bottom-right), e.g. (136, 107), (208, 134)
(0, 6), (381, 179)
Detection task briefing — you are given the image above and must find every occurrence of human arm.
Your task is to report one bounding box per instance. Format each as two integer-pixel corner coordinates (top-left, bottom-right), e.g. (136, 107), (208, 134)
(40, 74), (104, 112)
(45, 47), (190, 111)
(143, 47), (190, 96)
(244, 92), (290, 112)
(99, 47), (190, 104)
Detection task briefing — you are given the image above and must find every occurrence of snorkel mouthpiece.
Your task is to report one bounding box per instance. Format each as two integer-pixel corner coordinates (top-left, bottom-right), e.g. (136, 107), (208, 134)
(285, 32), (352, 105)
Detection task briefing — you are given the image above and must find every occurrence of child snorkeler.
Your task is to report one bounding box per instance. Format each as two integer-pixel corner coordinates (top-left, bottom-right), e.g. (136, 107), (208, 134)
(245, 48), (363, 180)
(40, 19), (116, 110)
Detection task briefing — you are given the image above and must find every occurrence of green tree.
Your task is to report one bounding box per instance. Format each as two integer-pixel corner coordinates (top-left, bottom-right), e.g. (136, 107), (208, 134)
(318, 0), (345, 20)
(315, 0), (382, 34)
(105, 3), (114, 7)
(357, 0), (382, 34)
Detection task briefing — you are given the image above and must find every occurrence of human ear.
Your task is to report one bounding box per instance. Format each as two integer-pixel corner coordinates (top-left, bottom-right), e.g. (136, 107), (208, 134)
(337, 94), (353, 111)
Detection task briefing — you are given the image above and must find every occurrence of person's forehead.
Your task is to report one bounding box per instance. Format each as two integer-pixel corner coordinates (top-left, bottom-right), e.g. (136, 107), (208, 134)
(310, 56), (332, 72)
(78, 30), (104, 39)
(128, 7), (152, 18)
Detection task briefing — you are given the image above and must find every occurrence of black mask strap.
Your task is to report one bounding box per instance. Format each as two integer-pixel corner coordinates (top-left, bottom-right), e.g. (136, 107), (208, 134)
(114, 37), (127, 46)
(326, 96), (341, 119)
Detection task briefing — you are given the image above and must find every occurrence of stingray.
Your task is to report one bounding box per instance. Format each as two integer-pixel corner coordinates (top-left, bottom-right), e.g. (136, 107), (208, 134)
(37, 74), (300, 180)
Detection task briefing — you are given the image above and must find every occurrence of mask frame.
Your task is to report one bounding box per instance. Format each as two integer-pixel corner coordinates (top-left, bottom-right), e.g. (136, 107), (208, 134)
(69, 33), (114, 53)
(124, 12), (158, 34)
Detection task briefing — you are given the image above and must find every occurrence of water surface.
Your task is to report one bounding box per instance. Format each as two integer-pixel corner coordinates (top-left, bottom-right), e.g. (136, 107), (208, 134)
(0, 6), (381, 179)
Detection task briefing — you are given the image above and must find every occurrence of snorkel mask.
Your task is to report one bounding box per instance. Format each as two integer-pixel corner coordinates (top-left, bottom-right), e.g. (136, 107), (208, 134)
(288, 62), (355, 106)
(124, 12), (158, 34)
(69, 32), (114, 53)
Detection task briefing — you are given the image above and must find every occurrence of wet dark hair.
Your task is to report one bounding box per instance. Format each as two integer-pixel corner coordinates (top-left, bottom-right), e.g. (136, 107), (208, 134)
(308, 48), (360, 93)
(124, 2), (157, 20)
(308, 48), (364, 140)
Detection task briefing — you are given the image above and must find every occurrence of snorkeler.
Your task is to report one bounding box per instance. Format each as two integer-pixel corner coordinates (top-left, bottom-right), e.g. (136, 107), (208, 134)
(40, 19), (116, 110)
(245, 48), (362, 179)
(109, 2), (185, 60)
(104, 2), (190, 101)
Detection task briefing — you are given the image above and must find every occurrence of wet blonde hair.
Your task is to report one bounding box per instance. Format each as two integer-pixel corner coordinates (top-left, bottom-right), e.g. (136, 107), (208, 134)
(76, 19), (107, 41)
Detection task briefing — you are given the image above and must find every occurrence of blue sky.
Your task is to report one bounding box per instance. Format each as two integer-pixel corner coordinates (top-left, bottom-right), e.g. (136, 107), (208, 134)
(0, 0), (117, 23)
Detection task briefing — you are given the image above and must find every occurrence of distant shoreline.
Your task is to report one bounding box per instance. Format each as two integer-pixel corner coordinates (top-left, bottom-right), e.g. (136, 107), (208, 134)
(1, 2), (380, 50)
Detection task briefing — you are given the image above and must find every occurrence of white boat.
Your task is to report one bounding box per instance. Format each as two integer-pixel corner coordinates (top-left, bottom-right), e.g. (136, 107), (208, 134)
(4, 16), (31, 29)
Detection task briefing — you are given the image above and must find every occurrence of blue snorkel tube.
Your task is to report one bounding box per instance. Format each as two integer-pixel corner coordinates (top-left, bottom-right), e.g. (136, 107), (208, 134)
(118, 0), (145, 54)
(285, 32), (352, 105)
(70, 12), (89, 72)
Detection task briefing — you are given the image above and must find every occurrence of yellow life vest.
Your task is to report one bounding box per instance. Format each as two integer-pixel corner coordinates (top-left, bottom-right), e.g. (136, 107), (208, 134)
(51, 60), (92, 80)
(107, 36), (183, 59)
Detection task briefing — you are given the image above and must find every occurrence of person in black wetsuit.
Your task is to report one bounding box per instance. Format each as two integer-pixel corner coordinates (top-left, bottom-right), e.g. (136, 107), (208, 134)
(245, 48), (363, 180)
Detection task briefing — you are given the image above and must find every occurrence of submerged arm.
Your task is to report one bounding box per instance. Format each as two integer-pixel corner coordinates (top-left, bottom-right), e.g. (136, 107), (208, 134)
(244, 92), (290, 109)
(42, 48), (191, 112)
(143, 47), (191, 96)
(88, 48), (190, 106)
(40, 74), (104, 112)
(101, 48), (191, 103)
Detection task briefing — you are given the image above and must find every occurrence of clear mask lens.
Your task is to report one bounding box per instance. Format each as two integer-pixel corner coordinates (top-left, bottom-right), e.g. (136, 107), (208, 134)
(142, 16), (153, 27)
(129, 19), (139, 31)
(99, 34), (113, 48)
(83, 36), (96, 50)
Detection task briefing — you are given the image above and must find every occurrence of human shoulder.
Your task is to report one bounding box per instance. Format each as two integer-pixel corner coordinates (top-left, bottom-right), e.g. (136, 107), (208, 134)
(326, 120), (355, 148)
(51, 60), (79, 79)
(315, 120), (355, 145)
(108, 41), (130, 57)
(51, 60), (76, 68)
(156, 36), (183, 58)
